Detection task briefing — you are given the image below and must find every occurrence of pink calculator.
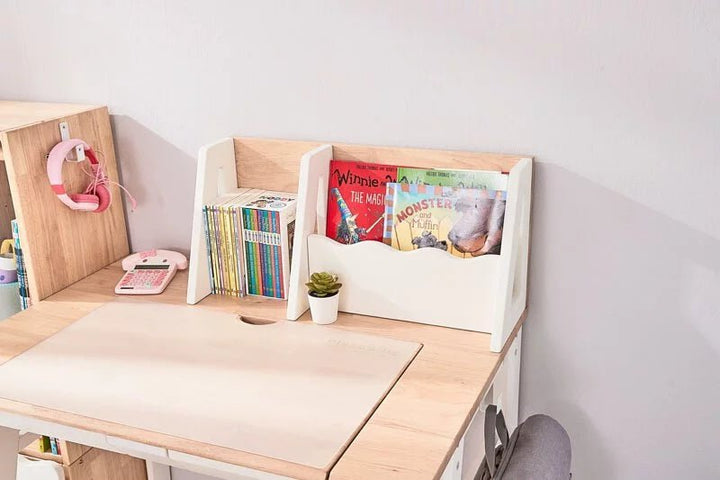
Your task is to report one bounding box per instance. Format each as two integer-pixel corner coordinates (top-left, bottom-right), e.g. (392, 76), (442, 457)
(115, 249), (188, 295)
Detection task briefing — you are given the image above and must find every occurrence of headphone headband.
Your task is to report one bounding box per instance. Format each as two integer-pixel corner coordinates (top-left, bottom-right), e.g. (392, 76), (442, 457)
(47, 139), (109, 212)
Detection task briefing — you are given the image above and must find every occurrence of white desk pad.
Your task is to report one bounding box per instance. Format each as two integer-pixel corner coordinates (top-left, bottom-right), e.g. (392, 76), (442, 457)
(0, 301), (421, 469)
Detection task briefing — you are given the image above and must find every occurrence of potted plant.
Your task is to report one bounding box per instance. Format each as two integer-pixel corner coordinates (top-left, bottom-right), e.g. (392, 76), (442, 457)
(306, 272), (342, 325)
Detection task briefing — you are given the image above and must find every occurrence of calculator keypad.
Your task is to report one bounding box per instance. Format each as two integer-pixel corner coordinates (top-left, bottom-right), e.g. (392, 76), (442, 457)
(116, 266), (174, 294)
(119, 269), (169, 288)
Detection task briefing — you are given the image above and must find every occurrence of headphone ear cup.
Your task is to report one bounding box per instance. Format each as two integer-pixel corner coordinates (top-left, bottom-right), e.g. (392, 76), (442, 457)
(68, 193), (100, 210)
(93, 184), (111, 213)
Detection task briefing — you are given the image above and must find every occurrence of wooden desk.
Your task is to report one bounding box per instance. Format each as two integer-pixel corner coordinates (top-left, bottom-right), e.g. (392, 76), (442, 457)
(0, 264), (524, 480)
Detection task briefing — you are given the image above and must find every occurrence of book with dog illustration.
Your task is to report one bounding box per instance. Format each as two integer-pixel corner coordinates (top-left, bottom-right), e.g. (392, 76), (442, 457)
(397, 167), (508, 191)
(383, 182), (507, 257)
(326, 160), (398, 244)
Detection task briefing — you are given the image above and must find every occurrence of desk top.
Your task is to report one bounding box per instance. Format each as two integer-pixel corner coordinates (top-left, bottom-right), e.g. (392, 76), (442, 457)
(0, 101), (97, 132)
(0, 264), (524, 480)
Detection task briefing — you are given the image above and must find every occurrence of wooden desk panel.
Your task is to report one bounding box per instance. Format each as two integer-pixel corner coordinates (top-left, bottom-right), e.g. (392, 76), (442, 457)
(0, 301), (420, 473)
(0, 102), (129, 301)
(0, 264), (521, 480)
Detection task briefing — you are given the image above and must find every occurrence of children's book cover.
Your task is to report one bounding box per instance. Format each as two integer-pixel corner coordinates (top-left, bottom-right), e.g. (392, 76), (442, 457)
(383, 183), (507, 257)
(326, 160), (398, 244)
(397, 167), (508, 191)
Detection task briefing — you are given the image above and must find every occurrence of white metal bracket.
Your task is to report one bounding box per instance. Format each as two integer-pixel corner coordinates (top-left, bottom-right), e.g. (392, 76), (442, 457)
(58, 121), (85, 162)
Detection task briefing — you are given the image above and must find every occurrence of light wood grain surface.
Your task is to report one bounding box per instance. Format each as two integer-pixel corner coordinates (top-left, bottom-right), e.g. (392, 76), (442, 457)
(0, 101), (96, 132)
(65, 447), (147, 480)
(234, 137), (525, 194)
(0, 162), (15, 240)
(0, 105), (129, 301)
(0, 265), (522, 480)
(20, 438), (91, 466)
(0, 300), (420, 473)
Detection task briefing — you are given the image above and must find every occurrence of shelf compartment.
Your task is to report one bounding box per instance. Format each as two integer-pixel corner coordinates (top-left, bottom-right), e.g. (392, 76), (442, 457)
(308, 234), (501, 331)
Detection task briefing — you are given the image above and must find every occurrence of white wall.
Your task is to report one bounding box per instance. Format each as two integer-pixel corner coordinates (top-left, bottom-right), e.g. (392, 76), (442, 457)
(3, 1), (719, 478)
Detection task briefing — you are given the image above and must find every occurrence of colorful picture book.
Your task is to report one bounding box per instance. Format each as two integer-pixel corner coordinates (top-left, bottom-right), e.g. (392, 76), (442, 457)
(397, 167), (508, 191)
(383, 183), (507, 257)
(326, 160), (397, 244)
(240, 191), (297, 299)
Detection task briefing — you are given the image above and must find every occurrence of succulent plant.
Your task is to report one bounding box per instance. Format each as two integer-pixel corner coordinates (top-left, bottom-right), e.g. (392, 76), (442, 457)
(306, 272), (342, 298)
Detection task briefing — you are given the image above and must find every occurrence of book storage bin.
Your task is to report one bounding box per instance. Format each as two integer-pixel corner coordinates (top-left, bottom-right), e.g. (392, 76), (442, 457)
(187, 138), (532, 352)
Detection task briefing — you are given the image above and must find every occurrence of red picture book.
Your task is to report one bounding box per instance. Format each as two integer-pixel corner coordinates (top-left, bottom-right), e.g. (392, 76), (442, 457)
(326, 160), (398, 244)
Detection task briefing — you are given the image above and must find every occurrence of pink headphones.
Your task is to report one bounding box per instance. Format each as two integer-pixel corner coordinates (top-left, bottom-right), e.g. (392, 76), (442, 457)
(47, 139), (111, 213)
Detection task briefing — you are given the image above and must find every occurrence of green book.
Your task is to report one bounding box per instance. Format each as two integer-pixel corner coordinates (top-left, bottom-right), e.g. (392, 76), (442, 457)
(39, 435), (51, 453)
(397, 167), (508, 191)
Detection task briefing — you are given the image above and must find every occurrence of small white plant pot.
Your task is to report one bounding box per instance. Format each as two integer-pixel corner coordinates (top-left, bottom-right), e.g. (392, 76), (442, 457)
(308, 292), (340, 325)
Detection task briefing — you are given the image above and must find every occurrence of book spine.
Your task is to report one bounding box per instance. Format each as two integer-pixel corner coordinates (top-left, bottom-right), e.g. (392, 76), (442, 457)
(40, 436), (51, 453)
(235, 207), (247, 297)
(224, 205), (233, 295)
(229, 206), (239, 297)
(268, 211), (275, 298)
(253, 209), (263, 297)
(257, 210), (265, 297)
(262, 210), (271, 298)
(223, 205), (237, 296)
(233, 206), (239, 297)
(241, 209), (252, 295)
(269, 211), (277, 298)
(214, 205), (224, 295)
(214, 205), (223, 295)
(246, 209), (259, 296)
(207, 205), (217, 295)
(279, 214), (288, 299)
(11, 220), (30, 309)
(201, 207), (214, 294)
(383, 183), (396, 245)
(273, 211), (281, 299)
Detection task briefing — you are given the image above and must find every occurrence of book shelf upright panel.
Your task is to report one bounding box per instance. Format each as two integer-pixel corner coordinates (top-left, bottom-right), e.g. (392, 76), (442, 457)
(186, 137), (532, 352)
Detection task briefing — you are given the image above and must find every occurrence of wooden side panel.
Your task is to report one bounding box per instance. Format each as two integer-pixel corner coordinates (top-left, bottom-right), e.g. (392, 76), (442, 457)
(65, 448), (147, 480)
(186, 138), (238, 304)
(1, 107), (129, 301)
(286, 144), (333, 320)
(61, 440), (92, 466)
(234, 137), (524, 193)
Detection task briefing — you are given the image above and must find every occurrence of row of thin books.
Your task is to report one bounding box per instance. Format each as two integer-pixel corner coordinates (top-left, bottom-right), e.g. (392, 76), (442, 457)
(202, 189), (297, 299)
(11, 219), (30, 309)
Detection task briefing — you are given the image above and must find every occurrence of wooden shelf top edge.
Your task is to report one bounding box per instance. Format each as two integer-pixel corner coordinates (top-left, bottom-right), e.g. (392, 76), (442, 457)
(0, 263), (520, 480)
(233, 135), (533, 162)
(0, 101), (101, 133)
